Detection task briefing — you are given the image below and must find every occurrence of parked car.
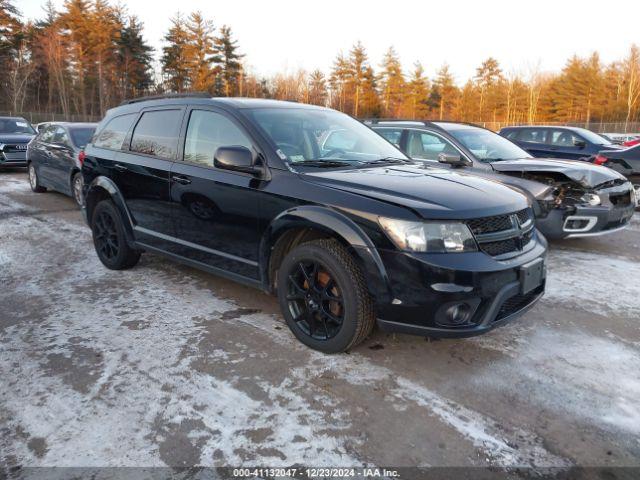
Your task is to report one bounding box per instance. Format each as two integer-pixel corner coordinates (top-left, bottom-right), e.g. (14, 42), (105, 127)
(81, 95), (548, 353)
(603, 133), (640, 145)
(369, 121), (635, 239)
(499, 125), (623, 160)
(0, 116), (36, 169)
(27, 122), (97, 206)
(591, 144), (640, 205)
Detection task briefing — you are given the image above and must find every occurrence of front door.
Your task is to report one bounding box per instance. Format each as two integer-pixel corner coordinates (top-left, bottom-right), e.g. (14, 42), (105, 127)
(547, 129), (585, 159)
(169, 108), (262, 280)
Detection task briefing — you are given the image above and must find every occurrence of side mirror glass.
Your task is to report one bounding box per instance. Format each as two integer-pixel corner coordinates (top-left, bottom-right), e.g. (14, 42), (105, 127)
(214, 146), (261, 175)
(573, 139), (586, 148)
(437, 152), (471, 167)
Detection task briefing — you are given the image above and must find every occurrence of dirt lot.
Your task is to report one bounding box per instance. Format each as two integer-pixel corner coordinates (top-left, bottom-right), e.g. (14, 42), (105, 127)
(1, 170), (639, 471)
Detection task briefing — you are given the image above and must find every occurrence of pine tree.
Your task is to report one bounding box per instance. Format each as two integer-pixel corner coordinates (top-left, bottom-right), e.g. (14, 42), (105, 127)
(474, 57), (503, 121)
(379, 46), (405, 117)
(329, 53), (349, 111)
(161, 13), (191, 92)
(308, 69), (327, 106)
(185, 11), (215, 92)
(213, 25), (243, 96)
(117, 16), (153, 99)
(403, 62), (429, 119)
(429, 64), (458, 120)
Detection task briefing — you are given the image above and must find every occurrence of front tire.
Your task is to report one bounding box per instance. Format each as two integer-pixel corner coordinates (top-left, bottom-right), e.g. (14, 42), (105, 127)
(28, 163), (46, 193)
(91, 200), (141, 270)
(277, 239), (375, 353)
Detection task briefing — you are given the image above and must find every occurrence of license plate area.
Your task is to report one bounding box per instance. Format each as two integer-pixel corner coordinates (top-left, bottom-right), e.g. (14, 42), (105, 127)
(520, 258), (544, 295)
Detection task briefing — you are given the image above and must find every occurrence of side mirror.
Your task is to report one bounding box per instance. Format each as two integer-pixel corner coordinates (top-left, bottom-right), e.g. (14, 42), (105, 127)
(573, 139), (586, 148)
(437, 152), (471, 167)
(214, 146), (262, 176)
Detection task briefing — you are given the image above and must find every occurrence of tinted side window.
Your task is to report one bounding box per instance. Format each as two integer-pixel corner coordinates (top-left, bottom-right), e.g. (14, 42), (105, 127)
(39, 125), (55, 143)
(52, 126), (70, 146)
(130, 110), (183, 160)
(406, 130), (458, 161)
(95, 113), (137, 150)
(184, 110), (252, 167)
(516, 128), (547, 144)
(374, 128), (403, 147)
(549, 129), (581, 147)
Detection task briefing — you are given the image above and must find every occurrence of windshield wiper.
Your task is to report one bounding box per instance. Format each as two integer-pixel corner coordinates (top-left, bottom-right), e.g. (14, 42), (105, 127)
(365, 157), (414, 165)
(291, 160), (353, 168)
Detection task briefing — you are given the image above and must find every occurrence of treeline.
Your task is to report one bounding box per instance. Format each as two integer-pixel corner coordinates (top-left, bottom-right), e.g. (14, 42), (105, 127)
(1, 0), (640, 128)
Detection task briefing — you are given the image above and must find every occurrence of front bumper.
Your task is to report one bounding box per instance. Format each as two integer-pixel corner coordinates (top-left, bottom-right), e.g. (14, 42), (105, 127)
(0, 150), (27, 167)
(372, 234), (547, 338)
(536, 184), (635, 239)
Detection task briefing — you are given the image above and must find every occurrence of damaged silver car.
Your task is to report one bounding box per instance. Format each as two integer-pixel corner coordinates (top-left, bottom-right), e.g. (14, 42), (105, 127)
(367, 121), (636, 239)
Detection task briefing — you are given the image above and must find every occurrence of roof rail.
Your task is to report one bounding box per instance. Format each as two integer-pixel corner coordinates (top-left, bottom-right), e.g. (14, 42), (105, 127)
(120, 92), (211, 106)
(361, 118), (488, 130)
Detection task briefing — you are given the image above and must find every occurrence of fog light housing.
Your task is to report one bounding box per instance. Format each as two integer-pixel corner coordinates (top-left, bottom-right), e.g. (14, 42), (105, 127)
(445, 303), (471, 325)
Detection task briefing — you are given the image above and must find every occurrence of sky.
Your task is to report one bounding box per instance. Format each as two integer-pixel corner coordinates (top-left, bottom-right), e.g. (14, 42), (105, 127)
(18, 0), (640, 83)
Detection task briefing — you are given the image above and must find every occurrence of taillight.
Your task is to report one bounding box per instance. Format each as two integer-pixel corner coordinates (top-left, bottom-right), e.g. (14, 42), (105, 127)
(78, 150), (86, 166)
(594, 154), (608, 165)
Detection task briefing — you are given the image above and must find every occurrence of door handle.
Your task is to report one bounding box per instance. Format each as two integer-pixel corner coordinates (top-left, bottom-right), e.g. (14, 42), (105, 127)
(171, 175), (192, 185)
(114, 163), (128, 172)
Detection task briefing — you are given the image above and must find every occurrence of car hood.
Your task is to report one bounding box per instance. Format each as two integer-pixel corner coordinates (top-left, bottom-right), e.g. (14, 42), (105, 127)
(301, 164), (529, 220)
(0, 134), (34, 145)
(490, 158), (626, 188)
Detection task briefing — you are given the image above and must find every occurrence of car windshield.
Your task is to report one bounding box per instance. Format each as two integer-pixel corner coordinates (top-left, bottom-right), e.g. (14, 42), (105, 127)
(445, 127), (532, 162)
(244, 108), (409, 166)
(70, 127), (96, 148)
(0, 118), (36, 135)
(573, 128), (613, 146)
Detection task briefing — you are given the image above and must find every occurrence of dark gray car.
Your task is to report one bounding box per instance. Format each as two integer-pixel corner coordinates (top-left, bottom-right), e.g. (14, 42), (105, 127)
(26, 122), (97, 206)
(368, 120), (636, 239)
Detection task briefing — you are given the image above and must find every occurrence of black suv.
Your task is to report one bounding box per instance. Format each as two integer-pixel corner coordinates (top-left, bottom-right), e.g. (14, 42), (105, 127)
(82, 95), (547, 353)
(369, 121), (635, 239)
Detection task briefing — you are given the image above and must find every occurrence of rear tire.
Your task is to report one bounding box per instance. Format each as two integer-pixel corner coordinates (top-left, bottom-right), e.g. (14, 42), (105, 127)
(91, 200), (141, 270)
(72, 172), (84, 206)
(28, 163), (46, 193)
(277, 239), (375, 353)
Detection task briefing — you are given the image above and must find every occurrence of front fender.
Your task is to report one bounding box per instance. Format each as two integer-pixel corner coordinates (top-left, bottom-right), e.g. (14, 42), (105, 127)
(260, 205), (392, 301)
(84, 176), (135, 245)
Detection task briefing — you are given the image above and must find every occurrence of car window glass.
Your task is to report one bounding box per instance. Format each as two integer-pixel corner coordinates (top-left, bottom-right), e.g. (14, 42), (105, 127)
(70, 128), (96, 149)
(184, 110), (252, 167)
(517, 129), (547, 144)
(130, 110), (182, 160)
(52, 126), (70, 145)
(0, 118), (35, 134)
(94, 113), (137, 150)
(39, 125), (55, 143)
(406, 130), (457, 161)
(549, 130), (581, 147)
(374, 128), (403, 147)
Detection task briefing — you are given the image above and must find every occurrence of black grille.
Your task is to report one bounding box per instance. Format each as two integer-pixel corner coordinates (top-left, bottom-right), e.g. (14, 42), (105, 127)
(467, 208), (533, 257)
(467, 214), (513, 235)
(495, 286), (543, 321)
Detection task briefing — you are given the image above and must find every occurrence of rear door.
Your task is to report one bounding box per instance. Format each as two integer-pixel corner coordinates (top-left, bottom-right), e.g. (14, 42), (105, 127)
(48, 126), (75, 193)
(115, 107), (185, 250)
(168, 107), (262, 280)
(512, 128), (550, 157)
(30, 125), (56, 186)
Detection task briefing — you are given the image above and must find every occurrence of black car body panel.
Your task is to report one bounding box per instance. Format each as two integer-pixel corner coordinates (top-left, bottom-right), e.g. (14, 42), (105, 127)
(82, 97), (547, 338)
(0, 117), (36, 168)
(371, 121), (635, 239)
(592, 144), (640, 177)
(26, 122), (97, 198)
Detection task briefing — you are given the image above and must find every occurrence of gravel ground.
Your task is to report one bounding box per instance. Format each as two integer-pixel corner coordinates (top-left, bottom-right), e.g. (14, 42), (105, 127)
(1, 170), (639, 472)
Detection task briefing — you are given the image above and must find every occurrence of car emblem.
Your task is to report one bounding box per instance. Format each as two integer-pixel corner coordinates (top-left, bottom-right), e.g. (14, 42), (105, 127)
(15, 144), (27, 150)
(511, 214), (525, 250)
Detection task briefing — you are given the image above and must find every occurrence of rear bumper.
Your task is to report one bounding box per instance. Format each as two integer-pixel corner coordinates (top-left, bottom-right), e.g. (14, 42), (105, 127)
(372, 234), (547, 338)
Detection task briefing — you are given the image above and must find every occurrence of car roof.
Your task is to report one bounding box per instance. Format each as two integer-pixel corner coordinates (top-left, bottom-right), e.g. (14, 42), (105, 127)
(43, 122), (98, 128)
(0, 116), (30, 122)
(366, 119), (485, 132)
(108, 96), (328, 117)
(500, 125), (586, 132)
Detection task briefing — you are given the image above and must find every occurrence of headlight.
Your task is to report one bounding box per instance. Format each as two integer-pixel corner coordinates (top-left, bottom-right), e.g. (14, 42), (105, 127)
(378, 217), (477, 253)
(580, 193), (601, 206)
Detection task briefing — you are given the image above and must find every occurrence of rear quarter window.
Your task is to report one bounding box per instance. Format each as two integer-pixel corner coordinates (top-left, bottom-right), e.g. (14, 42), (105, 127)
(94, 113), (137, 150)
